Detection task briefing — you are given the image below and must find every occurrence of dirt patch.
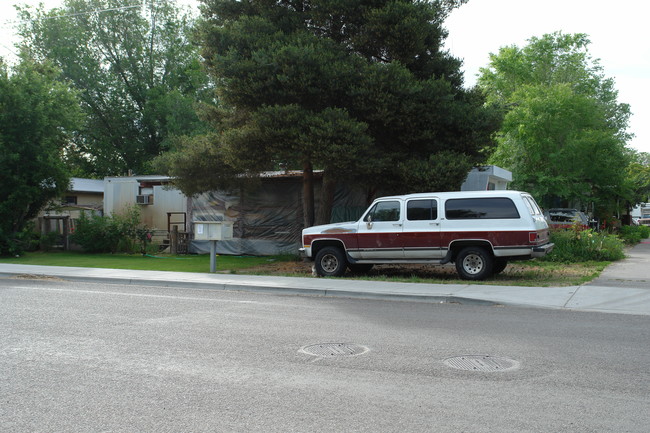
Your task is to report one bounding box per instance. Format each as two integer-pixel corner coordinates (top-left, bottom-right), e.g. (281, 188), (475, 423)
(11, 274), (65, 281)
(241, 260), (313, 276)
(239, 260), (597, 286)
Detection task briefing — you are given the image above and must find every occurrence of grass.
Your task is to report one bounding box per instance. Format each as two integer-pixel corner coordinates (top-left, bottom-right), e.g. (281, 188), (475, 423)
(0, 251), (292, 273)
(0, 251), (609, 286)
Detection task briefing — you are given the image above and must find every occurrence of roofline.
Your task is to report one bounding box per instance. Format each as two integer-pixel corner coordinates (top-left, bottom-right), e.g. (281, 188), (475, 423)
(103, 175), (173, 182)
(69, 177), (104, 193)
(375, 190), (528, 201)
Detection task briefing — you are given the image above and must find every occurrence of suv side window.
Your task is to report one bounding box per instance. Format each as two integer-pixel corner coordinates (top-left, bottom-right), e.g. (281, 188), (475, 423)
(407, 199), (438, 221)
(445, 198), (520, 219)
(523, 196), (542, 215)
(364, 201), (401, 222)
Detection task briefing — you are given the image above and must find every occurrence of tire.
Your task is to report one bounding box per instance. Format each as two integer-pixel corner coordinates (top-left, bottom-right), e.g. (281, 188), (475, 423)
(348, 263), (374, 273)
(493, 258), (508, 275)
(455, 246), (494, 280)
(314, 246), (347, 277)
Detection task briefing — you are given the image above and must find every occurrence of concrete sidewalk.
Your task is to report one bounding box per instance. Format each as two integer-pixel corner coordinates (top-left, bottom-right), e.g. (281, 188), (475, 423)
(1, 240), (649, 316)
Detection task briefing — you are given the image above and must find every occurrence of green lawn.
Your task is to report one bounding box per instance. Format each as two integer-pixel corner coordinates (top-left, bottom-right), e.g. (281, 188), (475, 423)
(0, 251), (288, 273)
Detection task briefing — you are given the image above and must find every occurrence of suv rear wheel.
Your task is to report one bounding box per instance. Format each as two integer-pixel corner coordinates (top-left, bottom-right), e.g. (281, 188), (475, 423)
(455, 246), (494, 280)
(314, 246), (347, 277)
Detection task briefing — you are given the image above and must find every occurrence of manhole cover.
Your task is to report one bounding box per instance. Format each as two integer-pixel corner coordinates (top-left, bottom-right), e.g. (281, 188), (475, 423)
(443, 355), (519, 372)
(301, 343), (369, 357)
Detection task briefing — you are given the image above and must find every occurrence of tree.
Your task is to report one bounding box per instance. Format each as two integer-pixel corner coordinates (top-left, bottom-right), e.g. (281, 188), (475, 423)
(621, 152), (650, 217)
(0, 57), (82, 255)
(17, 0), (210, 176)
(161, 0), (500, 227)
(479, 32), (631, 216)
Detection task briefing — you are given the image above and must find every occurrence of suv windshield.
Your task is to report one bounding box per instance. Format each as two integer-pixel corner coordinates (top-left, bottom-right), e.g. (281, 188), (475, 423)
(364, 201), (400, 222)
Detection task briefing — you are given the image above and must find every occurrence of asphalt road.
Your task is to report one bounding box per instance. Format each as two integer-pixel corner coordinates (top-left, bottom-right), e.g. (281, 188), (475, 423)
(2, 277), (649, 432)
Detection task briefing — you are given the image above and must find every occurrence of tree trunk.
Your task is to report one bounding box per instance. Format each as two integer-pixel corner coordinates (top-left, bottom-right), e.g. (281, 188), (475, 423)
(365, 186), (379, 206)
(302, 161), (315, 228)
(316, 171), (336, 225)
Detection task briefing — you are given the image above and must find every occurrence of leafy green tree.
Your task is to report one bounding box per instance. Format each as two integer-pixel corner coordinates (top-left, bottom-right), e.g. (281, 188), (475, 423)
(161, 0), (500, 226)
(17, 0), (210, 176)
(0, 57), (82, 255)
(491, 83), (628, 209)
(479, 32), (631, 215)
(621, 152), (650, 217)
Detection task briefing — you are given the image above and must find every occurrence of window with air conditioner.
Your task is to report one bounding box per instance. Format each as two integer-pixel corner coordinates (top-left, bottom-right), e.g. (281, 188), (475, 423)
(136, 194), (153, 205)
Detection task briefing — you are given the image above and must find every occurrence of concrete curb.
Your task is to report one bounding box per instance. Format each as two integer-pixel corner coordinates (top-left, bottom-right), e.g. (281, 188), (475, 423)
(0, 270), (500, 306)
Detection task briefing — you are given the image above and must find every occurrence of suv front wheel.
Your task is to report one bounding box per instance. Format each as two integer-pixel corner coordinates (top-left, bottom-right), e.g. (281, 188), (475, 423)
(314, 246), (347, 277)
(455, 246), (494, 280)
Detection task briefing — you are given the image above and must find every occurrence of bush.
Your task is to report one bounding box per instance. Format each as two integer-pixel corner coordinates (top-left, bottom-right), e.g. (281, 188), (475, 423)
(71, 212), (120, 253)
(71, 206), (150, 254)
(618, 225), (650, 245)
(544, 228), (625, 262)
(642, 225), (650, 239)
(40, 231), (61, 252)
(0, 223), (40, 256)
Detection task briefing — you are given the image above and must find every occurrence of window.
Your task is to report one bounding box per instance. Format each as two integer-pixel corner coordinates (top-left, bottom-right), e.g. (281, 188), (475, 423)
(522, 197), (535, 215)
(64, 196), (77, 205)
(445, 198), (520, 219)
(523, 196), (542, 215)
(364, 201), (400, 222)
(407, 199), (437, 221)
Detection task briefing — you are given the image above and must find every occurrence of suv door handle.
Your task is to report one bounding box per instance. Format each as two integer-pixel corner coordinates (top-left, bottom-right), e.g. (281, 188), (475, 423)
(393, 223), (402, 227)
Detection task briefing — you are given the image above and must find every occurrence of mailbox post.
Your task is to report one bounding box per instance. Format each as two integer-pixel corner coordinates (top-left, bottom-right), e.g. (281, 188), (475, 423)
(193, 221), (234, 272)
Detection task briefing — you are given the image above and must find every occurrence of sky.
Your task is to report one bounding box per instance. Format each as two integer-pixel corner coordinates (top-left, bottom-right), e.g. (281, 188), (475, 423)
(1, 0), (648, 153)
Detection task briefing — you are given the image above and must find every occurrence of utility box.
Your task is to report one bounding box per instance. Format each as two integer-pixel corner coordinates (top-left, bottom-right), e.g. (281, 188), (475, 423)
(193, 221), (233, 241)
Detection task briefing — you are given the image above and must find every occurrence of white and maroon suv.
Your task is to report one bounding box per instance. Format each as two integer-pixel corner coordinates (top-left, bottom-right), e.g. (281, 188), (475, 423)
(300, 190), (554, 280)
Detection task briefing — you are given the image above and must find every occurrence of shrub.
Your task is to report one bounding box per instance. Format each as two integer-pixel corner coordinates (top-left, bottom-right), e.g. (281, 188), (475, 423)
(40, 231), (61, 252)
(641, 225), (650, 239)
(71, 212), (120, 253)
(618, 225), (649, 245)
(0, 223), (40, 256)
(544, 228), (625, 262)
(71, 206), (150, 254)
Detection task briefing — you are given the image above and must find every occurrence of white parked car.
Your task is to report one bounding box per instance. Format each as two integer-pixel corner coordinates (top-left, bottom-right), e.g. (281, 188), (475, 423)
(301, 190), (553, 280)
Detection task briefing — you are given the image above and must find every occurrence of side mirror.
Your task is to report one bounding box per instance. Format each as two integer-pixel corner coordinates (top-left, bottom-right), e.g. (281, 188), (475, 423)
(366, 215), (373, 229)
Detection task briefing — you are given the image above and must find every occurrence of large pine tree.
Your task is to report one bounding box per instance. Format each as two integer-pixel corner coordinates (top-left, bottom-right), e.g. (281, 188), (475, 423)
(162, 0), (500, 226)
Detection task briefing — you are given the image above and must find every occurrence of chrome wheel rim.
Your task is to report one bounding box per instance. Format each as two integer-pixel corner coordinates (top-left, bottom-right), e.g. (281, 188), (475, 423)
(321, 254), (339, 273)
(462, 253), (484, 275)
